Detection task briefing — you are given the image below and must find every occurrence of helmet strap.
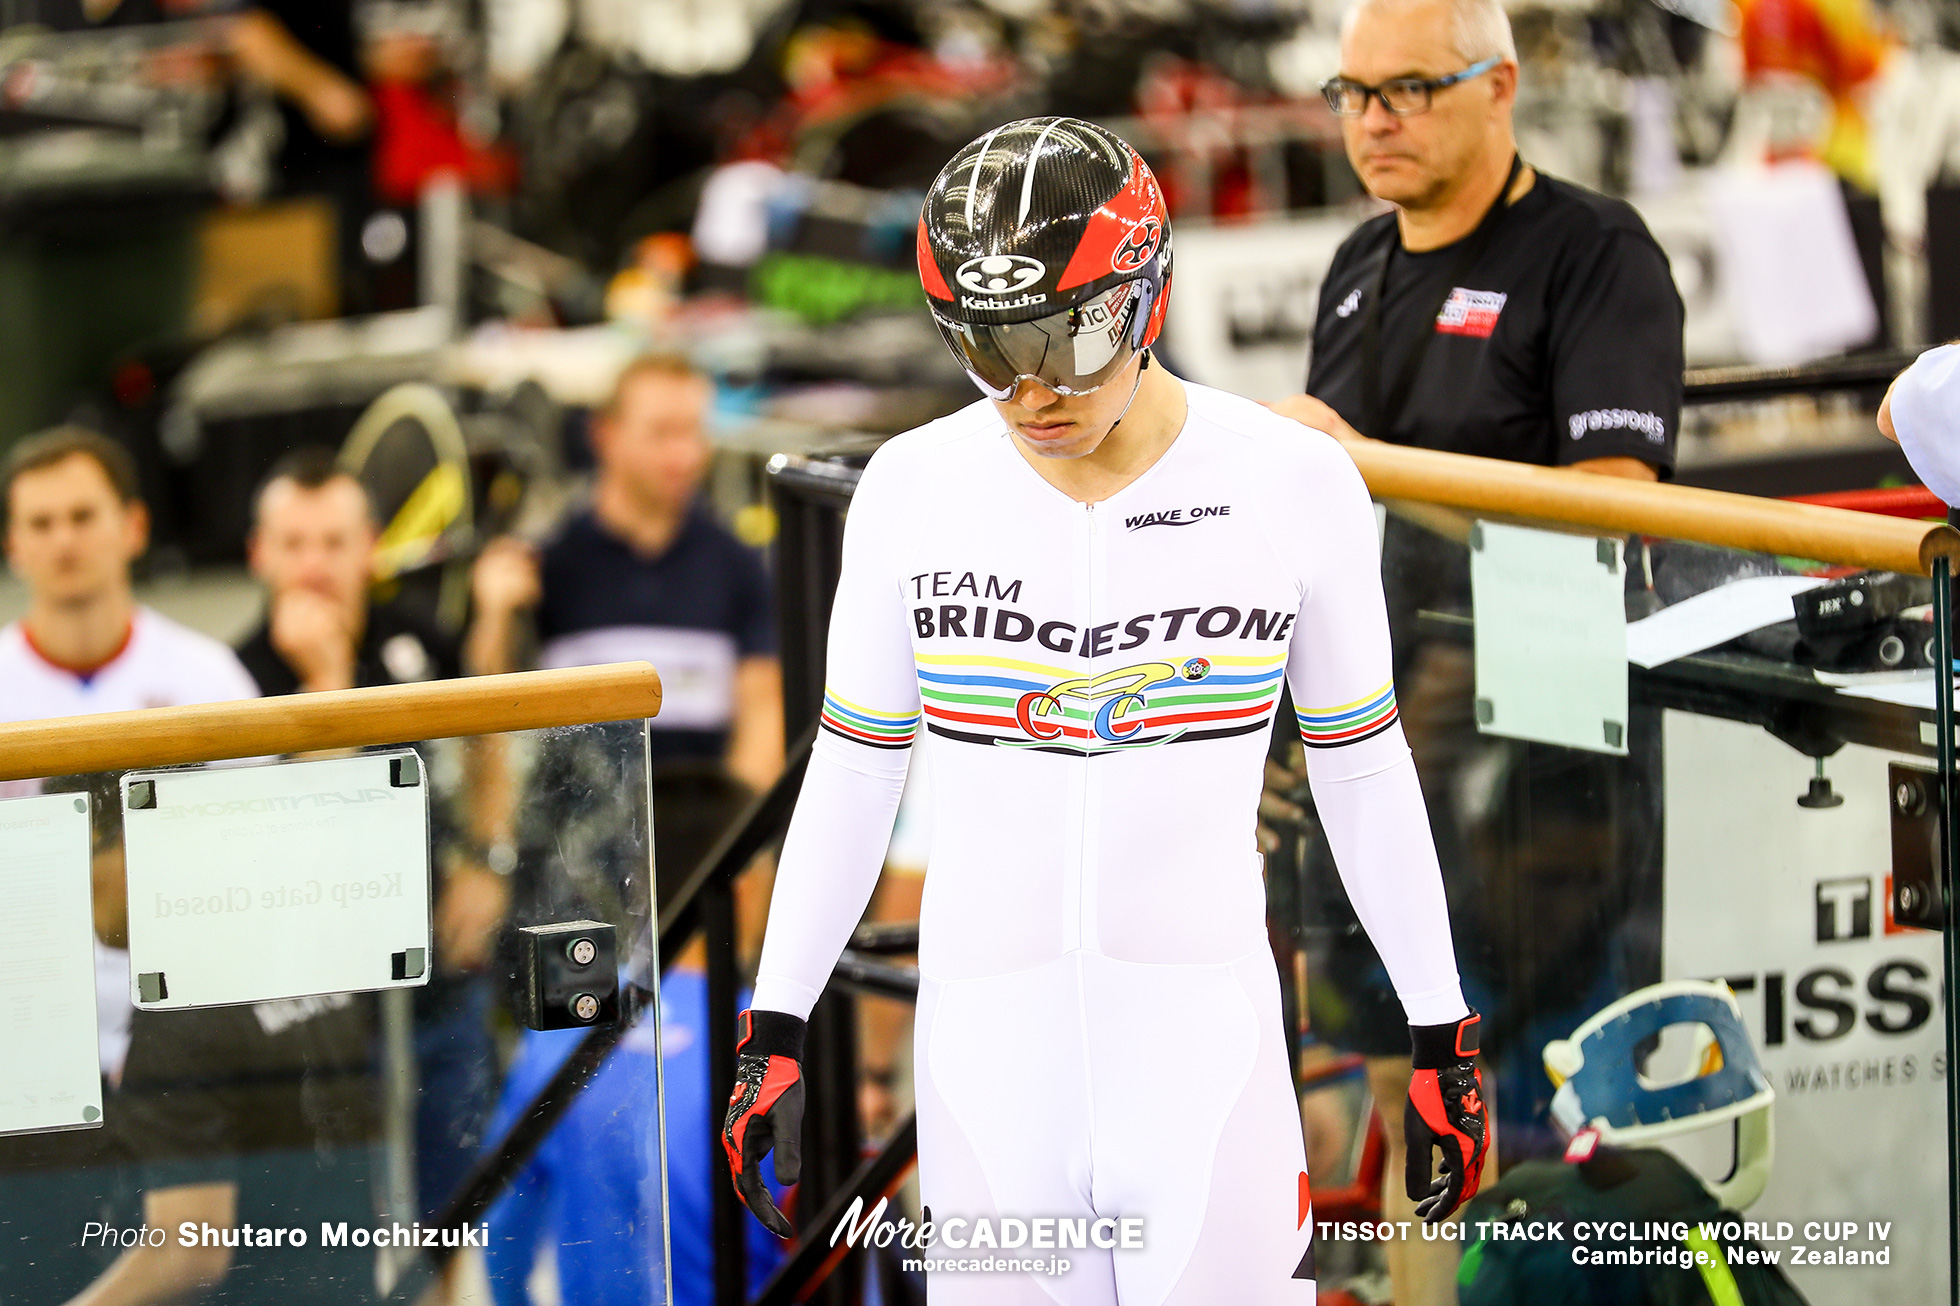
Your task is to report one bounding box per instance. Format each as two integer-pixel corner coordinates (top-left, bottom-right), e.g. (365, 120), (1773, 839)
(1105, 349), (1151, 436)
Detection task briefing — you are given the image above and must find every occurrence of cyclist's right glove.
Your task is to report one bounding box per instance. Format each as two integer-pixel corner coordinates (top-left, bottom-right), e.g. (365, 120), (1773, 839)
(722, 1008), (805, 1238)
(1406, 1010), (1489, 1223)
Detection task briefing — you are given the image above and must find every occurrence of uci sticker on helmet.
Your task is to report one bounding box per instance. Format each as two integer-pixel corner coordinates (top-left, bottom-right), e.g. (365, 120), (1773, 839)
(1070, 281), (1136, 376)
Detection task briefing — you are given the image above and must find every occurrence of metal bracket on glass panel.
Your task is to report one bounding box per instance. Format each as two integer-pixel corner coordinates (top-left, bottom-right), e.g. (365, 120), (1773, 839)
(1890, 762), (1944, 929)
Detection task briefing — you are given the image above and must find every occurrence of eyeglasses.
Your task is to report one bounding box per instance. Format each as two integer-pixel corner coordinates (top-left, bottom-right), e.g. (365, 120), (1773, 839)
(1320, 57), (1501, 117)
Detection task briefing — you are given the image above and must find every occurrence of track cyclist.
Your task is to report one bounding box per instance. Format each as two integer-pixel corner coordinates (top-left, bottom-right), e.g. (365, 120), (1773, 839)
(725, 116), (1488, 1304)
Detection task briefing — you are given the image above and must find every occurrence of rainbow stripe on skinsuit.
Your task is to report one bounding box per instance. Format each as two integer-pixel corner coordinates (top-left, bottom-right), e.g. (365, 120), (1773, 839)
(915, 651), (1288, 754)
(1296, 681), (1397, 748)
(820, 690), (920, 750)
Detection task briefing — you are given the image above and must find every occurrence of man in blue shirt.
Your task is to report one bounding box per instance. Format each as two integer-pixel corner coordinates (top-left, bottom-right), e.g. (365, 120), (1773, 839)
(468, 352), (783, 793)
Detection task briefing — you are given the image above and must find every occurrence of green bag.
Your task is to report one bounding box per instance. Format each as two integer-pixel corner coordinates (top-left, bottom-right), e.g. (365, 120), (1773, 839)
(1457, 1148), (1808, 1306)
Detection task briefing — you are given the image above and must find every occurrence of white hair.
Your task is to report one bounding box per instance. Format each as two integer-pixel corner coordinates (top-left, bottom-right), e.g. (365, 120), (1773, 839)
(1342, 0), (1517, 66)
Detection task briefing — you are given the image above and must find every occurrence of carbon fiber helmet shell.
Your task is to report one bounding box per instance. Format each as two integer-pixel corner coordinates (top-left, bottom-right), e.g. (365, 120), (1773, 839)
(917, 117), (1172, 349)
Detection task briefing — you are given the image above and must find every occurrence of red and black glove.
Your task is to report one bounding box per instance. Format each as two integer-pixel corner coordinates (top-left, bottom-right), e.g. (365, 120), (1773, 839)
(1406, 1010), (1489, 1222)
(722, 1009), (804, 1238)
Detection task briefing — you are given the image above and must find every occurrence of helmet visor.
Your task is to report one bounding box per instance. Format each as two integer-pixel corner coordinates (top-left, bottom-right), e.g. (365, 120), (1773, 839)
(932, 280), (1146, 401)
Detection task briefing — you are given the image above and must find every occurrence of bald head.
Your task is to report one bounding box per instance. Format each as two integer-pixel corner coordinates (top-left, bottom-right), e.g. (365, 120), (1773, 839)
(1341, 0), (1515, 66)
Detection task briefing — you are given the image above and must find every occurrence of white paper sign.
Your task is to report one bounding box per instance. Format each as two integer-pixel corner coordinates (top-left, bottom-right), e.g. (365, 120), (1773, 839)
(122, 752), (432, 1009)
(1660, 711), (1946, 1304)
(1470, 521), (1630, 755)
(1624, 574), (1826, 668)
(0, 792), (102, 1136)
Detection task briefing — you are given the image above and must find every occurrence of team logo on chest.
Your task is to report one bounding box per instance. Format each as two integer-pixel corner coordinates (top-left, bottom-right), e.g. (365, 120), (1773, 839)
(1435, 288), (1507, 339)
(915, 650), (1287, 756)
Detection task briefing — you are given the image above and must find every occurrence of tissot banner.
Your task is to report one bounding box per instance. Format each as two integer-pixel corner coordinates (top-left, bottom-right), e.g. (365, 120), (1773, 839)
(1661, 710), (1945, 1305)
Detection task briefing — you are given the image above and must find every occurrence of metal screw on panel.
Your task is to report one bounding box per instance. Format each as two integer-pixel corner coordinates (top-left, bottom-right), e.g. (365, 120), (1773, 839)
(1899, 884), (1925, 917)
(566, 937), (597, 967)
(1898, 781), (1926, 816)
(571, 993), (600, 1022)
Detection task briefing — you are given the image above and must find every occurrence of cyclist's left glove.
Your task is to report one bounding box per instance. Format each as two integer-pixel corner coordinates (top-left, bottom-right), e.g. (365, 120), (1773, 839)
(1406, 1010), (1489, 1222)
(722, 1009), (804, 1238)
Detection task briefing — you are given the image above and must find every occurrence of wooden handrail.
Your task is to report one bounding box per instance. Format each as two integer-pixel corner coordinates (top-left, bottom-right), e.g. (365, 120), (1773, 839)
(1345, 440), (1960, 575)
(0, 662), (662, 782)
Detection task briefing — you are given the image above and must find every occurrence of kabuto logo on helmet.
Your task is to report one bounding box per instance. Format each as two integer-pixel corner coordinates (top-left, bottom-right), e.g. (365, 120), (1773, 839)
(956, 254), (1047, 296)
(1110, 218), (1163, 274)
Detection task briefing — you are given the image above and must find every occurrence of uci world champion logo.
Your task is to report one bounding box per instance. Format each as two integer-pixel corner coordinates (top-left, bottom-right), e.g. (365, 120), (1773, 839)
(1011, 661), (1181, 749)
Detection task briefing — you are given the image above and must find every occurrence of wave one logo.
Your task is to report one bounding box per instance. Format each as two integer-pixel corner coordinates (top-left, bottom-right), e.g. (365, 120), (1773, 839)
(957, 254), (1046, 296)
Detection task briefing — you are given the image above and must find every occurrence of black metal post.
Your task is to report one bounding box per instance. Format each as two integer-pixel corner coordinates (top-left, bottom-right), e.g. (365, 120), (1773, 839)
(752, 1114), (921, 1306)
(770, 463), (850, 740)
(423, 989), (643, 1267)
(802, 991), (863, 1305)
(763, 456), (860, 1304)
(707, 875), (746, 1306)
(1936, 552), (1959, 1306)
(658, 731), (815, 970)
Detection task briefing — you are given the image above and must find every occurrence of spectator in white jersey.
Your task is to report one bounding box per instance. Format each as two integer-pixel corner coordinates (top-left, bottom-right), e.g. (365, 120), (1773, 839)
(0, 426), (259, 1304)
(0, 427), (258, 1082)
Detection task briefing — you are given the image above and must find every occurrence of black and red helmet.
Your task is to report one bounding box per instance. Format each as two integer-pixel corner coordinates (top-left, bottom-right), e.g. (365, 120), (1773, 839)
(918, 117), (1172, 400)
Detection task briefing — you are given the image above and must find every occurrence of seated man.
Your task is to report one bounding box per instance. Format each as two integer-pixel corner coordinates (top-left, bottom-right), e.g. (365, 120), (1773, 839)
(236, 447), (512, 1223)
(67, 993), (386, 1306)
(0, 426), (260, 1079)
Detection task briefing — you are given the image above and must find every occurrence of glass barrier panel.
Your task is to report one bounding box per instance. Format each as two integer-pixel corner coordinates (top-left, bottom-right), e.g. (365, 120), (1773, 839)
(0, 719), (671, 1306)
(1274, 501), (1949, 1306)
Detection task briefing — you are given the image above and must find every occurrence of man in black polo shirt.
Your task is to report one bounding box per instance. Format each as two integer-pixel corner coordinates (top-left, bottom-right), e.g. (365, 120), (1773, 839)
(1274, 0), (1682, 476)
(1265, 2), (1683, 1301)
(60, 994), (385, 1306)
